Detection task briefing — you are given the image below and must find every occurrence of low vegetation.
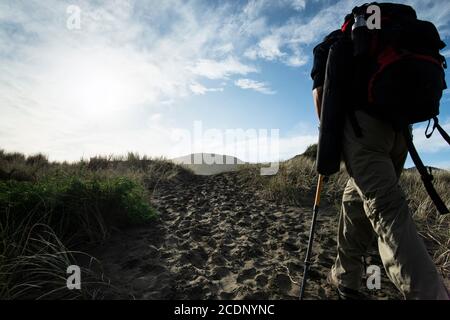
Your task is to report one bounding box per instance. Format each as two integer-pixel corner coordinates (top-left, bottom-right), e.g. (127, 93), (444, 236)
(1, 146), (448, 299)
(0, 150), (193, 299)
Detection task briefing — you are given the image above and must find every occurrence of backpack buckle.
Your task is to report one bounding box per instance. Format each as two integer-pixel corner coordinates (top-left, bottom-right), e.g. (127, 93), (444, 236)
(425, 118), (437, 139)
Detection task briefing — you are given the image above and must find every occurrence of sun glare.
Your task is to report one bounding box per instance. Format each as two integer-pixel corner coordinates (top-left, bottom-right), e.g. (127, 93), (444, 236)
(47, 49), (136, 119)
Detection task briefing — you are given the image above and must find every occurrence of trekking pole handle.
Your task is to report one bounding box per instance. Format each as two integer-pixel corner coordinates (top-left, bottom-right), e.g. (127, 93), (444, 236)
(314, 175), (325, 208)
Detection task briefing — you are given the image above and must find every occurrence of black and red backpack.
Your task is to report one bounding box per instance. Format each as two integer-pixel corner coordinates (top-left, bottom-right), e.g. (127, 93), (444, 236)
(317, 2), (450, 214)
(341, 2), (448, 126)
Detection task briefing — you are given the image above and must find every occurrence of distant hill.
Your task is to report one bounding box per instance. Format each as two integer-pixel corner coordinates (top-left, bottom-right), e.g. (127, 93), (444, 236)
(405, 167), (448, 173)
(171, 153), (246, 175)
(288, 144), (318, 162)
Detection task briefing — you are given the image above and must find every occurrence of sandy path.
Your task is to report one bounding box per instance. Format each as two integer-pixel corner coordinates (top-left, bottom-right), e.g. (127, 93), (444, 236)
(94, 172), (401, 300)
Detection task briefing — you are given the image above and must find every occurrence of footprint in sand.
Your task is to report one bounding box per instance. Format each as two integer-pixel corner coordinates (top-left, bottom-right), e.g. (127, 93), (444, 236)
(210, 266), (231, 280)
(180, 247), (208, 268)
(255, 274), (269, 287)
(210, 251), (228, 266)
(271, 273), (292, 293)
(237, 268), (257, 283)
(283, 240), (300, 252)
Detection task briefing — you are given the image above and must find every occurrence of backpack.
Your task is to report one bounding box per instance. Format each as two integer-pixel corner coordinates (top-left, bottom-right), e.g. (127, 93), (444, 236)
(316, 2), (450, 214)
(341, 2), (448, 125)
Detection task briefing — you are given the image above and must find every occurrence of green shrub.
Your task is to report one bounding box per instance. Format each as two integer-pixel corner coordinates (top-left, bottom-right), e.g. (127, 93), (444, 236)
(25, 154), (48, 167)
(0, 149), (192, 299)
(87, 156), (110, 171)
(0, 174), (156, 299)
(0, 151), (26, 163)
(0, 175), (156, 243)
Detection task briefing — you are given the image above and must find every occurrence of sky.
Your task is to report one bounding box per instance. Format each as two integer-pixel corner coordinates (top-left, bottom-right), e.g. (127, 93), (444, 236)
(1, 0), (450, 168)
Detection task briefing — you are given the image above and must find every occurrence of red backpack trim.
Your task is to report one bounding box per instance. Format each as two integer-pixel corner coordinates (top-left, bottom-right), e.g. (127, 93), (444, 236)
(368, 46), (444, 104)
(341, 19), (352, 33)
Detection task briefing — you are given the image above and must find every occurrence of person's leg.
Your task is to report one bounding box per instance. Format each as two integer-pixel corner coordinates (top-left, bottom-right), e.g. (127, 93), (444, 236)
(390, 126), (409, 179)
(343, 110), (449, 300)
(331, 178), (375, 291)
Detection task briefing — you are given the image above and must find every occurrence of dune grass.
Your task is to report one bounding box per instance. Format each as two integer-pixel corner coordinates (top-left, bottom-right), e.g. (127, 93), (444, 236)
(0, 150), (192, 299)
(239, 145), (450, 281)
(2, 146), (448, 298)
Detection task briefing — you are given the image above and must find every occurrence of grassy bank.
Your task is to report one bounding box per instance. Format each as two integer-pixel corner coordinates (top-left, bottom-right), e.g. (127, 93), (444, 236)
(0, 150), (192, 299)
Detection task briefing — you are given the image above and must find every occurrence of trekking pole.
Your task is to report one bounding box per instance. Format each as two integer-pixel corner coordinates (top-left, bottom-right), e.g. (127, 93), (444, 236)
(300, 174), (325, 300)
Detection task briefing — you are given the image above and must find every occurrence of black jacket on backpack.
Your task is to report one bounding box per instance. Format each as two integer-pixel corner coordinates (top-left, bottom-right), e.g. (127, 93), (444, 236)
(311, 30), (343, 90)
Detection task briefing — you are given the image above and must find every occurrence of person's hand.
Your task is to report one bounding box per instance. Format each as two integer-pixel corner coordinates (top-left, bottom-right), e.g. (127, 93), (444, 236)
(312, 86), (323, 120)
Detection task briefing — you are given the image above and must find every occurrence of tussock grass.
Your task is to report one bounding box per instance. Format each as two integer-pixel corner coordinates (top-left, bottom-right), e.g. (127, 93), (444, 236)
(1, 223), (109, 299)
(240, 145), (450, 280)
(0, 149), (193, 299)
(400, 170), (450, 278)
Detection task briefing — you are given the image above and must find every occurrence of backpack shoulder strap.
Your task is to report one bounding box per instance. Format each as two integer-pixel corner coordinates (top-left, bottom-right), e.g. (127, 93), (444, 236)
(403, 127), (449, 215)
(434, 117), (450, 145)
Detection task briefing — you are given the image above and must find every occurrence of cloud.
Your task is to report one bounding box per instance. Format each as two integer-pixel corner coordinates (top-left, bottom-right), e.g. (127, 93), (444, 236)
(189, 83), (224, 95)
(149, 113), (163, 123)
(243, 0), (307, 18)
(0, 1), (262, 109)
(2, 0), (450, 162)
(188, 57), (257, 80)
(291, 0), (307, 11)
(245, 35), (286, 61)
(0, 0), (265, 161)
(243, 0), (349, 67)
(244, 0), (450, 67)
(235, 78), (276, 95)
(412, 119), (450, 153)
(428, 161), (450, 170)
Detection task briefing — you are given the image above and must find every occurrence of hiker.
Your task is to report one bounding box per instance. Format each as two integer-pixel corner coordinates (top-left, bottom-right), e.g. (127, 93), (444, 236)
(311, 3), (449, 300)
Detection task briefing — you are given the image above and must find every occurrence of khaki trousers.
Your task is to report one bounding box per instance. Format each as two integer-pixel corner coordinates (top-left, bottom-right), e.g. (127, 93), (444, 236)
(331, 110), (449, 300)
